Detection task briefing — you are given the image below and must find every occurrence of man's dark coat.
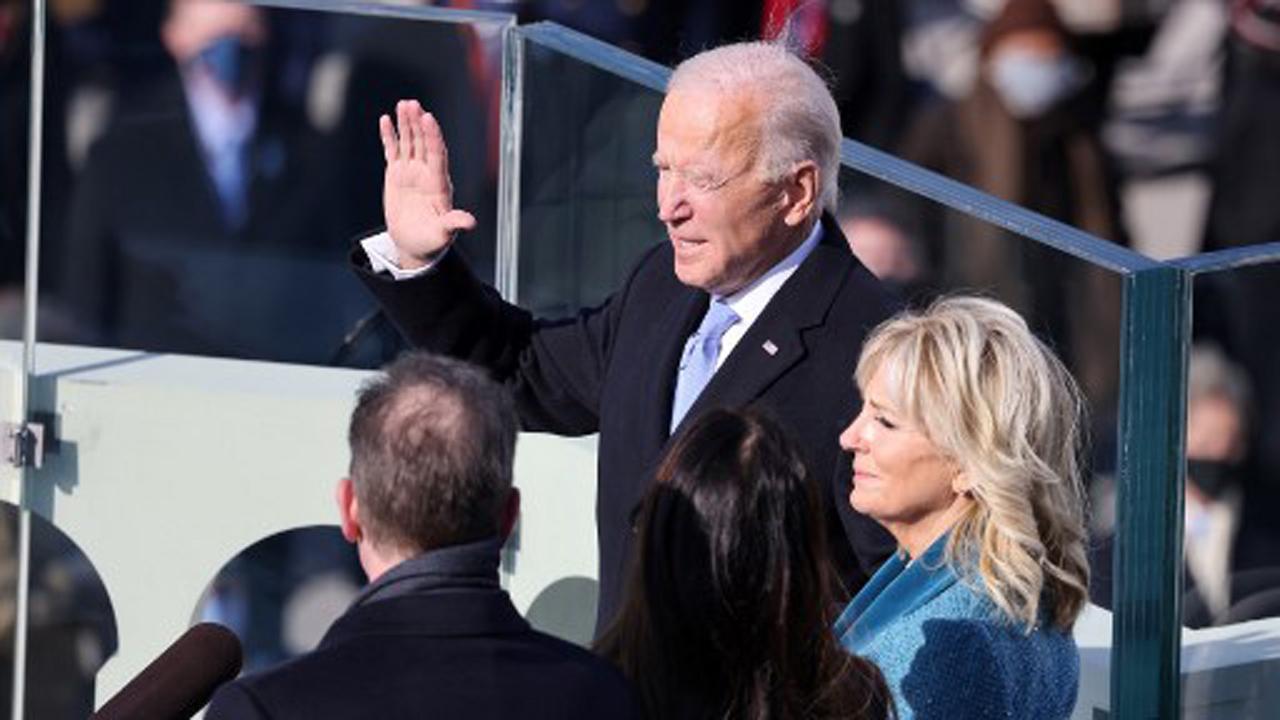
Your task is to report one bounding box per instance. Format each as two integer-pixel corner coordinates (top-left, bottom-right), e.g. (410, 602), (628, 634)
(205, 542), (637, 719)
(353, 215), (900, 629)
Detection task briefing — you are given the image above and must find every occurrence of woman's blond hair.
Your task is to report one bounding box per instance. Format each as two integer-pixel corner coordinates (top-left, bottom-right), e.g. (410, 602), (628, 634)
(855, 296), (1090, 631)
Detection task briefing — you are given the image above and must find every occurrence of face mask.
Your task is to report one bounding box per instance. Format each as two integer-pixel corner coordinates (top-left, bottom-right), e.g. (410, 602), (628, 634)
(192, 35), (261, 98)
(988, 49), (1083, 120)
(1187, 458), (1241, 499)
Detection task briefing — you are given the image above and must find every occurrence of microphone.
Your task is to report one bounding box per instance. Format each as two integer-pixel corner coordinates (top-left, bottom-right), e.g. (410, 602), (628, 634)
(329, 309), (385, 366)
(94, 622), (243, 720)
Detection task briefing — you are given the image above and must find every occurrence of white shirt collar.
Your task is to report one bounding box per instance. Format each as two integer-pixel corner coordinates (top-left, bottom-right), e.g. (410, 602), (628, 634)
(183, 70), (258, 158)
(719, 219), (824, 324)
(710, 219), (824, 369)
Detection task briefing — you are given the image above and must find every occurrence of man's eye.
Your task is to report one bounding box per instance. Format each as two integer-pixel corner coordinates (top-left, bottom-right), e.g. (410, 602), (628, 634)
(688, 174), (718, 191)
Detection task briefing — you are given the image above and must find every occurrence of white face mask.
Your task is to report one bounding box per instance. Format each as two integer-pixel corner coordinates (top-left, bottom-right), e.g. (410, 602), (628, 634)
(987, 48), (1085, 119)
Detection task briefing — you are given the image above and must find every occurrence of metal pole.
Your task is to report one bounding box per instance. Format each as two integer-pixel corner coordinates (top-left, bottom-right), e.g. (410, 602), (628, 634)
(495, 21), (524, 303)
(13, 0), (48, 717)
(1110, 265), (1189, 719)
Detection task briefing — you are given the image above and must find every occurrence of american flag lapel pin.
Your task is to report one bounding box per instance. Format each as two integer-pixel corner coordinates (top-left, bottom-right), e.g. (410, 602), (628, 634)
(762, 340), (778, 356)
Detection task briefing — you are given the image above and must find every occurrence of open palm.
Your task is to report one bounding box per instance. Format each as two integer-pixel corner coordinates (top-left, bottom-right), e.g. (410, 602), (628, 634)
(381, 100), (476, 269)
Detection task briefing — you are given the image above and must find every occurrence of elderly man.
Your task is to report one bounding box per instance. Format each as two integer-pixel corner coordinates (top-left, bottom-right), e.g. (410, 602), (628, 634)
(352, 42), (899, 630)
(205, 353), (637, 719)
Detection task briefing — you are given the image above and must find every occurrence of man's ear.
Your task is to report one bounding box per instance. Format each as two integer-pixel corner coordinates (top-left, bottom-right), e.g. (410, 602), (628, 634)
(498, 487), (521, 543)
(783, 161), (819, 227)
(336, 477), (362, 544)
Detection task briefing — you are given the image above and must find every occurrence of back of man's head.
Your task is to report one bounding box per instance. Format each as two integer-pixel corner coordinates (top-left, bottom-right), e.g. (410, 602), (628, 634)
(347, 352), (517, 556)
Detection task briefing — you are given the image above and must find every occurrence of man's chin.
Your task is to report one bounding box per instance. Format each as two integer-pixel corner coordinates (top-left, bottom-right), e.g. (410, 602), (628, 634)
(673, 263), (712, 291)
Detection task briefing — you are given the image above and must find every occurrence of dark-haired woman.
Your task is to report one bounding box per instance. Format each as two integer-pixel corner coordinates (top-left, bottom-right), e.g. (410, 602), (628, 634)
(597, 407), (891, 720)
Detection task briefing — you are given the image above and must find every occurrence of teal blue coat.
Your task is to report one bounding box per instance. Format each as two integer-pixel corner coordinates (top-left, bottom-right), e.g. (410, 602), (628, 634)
(834, 536), (1078, 719)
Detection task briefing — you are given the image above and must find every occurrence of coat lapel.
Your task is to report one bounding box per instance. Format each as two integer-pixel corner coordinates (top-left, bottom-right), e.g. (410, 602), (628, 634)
(672, 218), (851, 437)
(833, 534), (958, 651)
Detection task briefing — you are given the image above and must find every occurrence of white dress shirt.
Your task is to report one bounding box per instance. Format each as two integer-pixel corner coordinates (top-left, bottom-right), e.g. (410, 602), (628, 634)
(361, 219), (825, 356)
(712, 221), (824, 369)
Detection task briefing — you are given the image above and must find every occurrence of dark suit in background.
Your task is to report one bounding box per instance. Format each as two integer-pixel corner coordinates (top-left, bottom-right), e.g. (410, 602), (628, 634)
(354, 215), (900, 631)
(62, 73), (365, 362)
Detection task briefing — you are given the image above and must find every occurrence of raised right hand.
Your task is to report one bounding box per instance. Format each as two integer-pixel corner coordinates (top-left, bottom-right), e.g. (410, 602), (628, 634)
(380, 99), (476, 269)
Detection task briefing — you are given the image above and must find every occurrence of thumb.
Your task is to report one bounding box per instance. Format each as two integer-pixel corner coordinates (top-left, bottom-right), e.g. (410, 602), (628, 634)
(441, 209), (477, 233)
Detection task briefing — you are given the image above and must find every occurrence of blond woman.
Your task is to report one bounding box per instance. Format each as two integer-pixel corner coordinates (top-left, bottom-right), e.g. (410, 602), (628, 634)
(833, 296), (1090, 719)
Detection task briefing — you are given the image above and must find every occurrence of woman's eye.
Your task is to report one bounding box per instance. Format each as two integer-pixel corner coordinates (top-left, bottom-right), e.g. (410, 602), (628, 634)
(875, 415), (897, 430)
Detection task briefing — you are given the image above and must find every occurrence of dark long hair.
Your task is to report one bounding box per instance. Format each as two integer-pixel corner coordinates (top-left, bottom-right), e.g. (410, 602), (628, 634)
(596, 408), (891, 720)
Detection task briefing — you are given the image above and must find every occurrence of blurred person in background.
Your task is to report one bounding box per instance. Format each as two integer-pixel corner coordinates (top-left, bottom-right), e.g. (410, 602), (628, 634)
(597, 407), (891, 720)
(1089, 342), (1280, 626)
(207, 352), (638, 719)
(899, 0), (1125, 422)
(61, 0), (348, 361)
(1202, 0), (1280, 256)
(0, 506), (116, 719)
(1181, 344), (1252, 625)
(1196, 2), (1280, 571)
(838, 195), (933, 302)
(835, 296), (1089, 719)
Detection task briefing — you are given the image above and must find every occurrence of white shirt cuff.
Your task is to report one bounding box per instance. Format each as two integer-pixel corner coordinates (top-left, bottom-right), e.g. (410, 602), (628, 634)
(360, 231), (443, 280)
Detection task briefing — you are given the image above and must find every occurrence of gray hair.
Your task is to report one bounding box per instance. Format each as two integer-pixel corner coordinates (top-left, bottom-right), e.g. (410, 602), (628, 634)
(1188, 342), (1252, 426)
(668, 42), (842, 213)
(348, 352), (517, 554)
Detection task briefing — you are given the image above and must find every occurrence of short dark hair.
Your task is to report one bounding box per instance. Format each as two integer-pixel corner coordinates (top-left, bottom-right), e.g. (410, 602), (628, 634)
(347, 352), (517, 554)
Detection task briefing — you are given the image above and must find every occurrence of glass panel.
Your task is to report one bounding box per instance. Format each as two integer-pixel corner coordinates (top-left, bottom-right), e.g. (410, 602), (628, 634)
(0, 501), (116, 719)
(1180, 259), (1280, 717)
(193, 526), (361, 675)
(1, 0), (33, 343)
(837, 164), (1130, 718)
(513, 24), (667, 316)
(38, 1), (511, 367)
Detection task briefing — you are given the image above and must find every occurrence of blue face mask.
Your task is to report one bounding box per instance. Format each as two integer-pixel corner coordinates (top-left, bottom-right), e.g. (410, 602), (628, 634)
(988, 49), (1083, 119)
(193, 35), (261, 97)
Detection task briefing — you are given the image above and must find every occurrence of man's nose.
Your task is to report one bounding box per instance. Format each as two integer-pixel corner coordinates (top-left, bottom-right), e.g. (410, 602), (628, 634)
(657, 181), (691, 224)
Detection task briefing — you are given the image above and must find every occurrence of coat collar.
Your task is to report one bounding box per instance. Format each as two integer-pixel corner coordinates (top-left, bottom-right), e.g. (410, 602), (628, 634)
(352, 537), (502, 606)
(319, 538), (527, 646)
(833, 533), (959, 651)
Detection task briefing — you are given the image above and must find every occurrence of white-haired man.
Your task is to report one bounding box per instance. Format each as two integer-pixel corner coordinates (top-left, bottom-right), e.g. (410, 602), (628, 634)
(352, 42), (900, 632)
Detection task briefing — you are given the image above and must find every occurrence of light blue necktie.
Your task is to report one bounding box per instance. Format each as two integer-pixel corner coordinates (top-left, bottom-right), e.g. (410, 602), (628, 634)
(670, 299), (740, 432)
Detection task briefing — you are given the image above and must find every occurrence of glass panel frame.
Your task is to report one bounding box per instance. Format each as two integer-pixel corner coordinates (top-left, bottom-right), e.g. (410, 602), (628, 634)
(1171, 245), (1280, 717)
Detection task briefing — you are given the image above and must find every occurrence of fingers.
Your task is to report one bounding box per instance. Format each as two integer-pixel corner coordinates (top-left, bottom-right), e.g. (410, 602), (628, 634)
(379, 114), (396, 164)
(410, 106), (427, 162)
(395, 100), (413, 160)
(420, 112), (449, 176)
